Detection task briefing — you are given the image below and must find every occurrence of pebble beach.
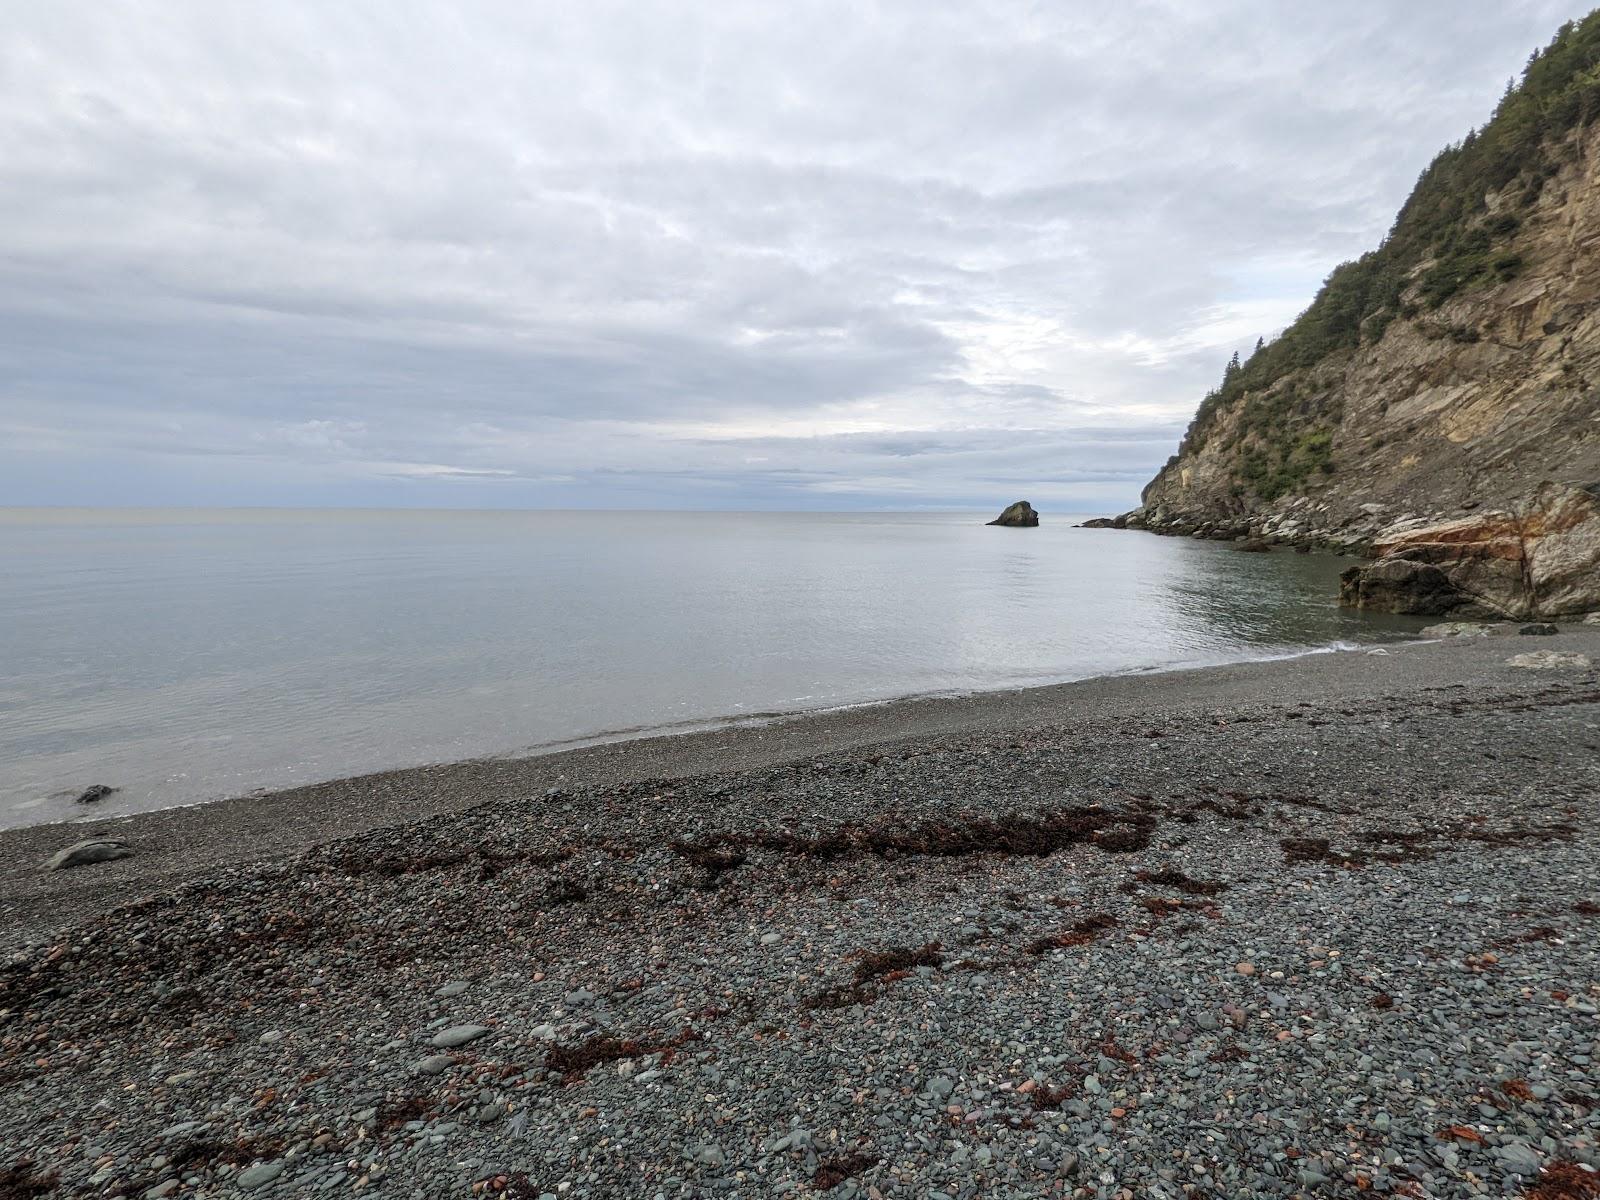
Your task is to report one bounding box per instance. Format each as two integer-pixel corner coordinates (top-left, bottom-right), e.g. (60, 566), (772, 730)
(2, 630), (1599, 1199)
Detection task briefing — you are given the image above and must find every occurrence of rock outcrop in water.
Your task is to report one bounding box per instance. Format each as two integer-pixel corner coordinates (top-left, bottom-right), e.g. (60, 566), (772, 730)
(988, 500), (1039, 527)
(1115, 16), (1600, 618)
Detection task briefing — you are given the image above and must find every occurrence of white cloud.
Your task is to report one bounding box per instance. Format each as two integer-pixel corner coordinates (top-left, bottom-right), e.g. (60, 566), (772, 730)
(0, 0), (1587, 510)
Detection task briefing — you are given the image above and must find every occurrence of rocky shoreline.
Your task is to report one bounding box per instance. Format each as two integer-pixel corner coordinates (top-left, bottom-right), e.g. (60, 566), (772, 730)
(3, 634), (1600, 1198)
(1085, 483), (1600, 623)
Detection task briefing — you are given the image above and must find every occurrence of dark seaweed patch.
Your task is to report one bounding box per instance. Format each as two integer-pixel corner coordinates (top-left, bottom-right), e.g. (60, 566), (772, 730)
(853, 943), (943, 986)
(1523, 1161), (1600, 1200)
(0, 1161), (57, 1199)
(812, 1153), (878, 1190)
(545, 1028), (699, 1082)
(332, 845), (571, 879)
(674, 806), (1155, 871)
(1281, 838), (1364, 869)
(1131, 868), (1229, 896)
(1026, 913), (1119, 955)
(1029, 1082), (1075, 1110)
(803, 943), (943, 1010)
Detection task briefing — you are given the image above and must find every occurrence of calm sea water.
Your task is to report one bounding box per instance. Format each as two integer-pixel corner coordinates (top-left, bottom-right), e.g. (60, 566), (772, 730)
(0, 508), (1426, 828)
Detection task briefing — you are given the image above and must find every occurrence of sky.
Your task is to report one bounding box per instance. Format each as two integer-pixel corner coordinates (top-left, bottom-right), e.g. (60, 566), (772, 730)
(0, 1), (1589, 512)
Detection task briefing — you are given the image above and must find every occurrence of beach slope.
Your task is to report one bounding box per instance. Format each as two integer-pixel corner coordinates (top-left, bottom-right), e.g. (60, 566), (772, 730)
(2, 631), (1598, 1197)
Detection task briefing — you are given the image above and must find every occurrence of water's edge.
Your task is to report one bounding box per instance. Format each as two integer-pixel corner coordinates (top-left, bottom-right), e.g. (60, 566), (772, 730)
(31, 635), (1397, 832)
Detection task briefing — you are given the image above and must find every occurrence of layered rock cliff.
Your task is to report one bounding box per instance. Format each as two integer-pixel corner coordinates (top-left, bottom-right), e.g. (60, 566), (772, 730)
(1118, 16), (1600, 617)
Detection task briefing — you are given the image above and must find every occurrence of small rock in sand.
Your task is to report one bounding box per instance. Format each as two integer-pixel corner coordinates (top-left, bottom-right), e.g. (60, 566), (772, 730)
(431, 1024), (491, 1049)
(236, 1161), (285, 1190)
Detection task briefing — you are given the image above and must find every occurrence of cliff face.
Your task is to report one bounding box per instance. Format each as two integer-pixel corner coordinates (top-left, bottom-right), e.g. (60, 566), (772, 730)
(1135, 130), (1600, 551)
(1120, 16), (1600, 617)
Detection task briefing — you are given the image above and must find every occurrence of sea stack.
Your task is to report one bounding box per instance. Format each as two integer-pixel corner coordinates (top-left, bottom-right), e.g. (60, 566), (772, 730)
(987, 500), (1039, 527)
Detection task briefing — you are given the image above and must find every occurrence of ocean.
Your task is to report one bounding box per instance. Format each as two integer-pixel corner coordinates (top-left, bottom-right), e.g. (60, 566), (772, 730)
(0, 507), (1426, 828)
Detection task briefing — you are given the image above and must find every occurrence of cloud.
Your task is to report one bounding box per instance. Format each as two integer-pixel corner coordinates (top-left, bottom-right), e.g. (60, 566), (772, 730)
(0, 0), (1587, 510)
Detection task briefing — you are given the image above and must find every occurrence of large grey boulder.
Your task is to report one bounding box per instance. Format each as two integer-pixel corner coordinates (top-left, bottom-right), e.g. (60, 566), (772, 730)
(44, 839), (132, 871)
(1339, 557), (1462, 616)
(431, 1024), (491, 1049)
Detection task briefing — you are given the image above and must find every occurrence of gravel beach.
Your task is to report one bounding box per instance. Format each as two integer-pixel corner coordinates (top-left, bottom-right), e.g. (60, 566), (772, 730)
(3, 630), (1599, 1199)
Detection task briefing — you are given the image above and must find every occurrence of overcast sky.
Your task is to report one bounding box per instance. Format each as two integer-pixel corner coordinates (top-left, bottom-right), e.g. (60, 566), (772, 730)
(0, 2), (1587, 512)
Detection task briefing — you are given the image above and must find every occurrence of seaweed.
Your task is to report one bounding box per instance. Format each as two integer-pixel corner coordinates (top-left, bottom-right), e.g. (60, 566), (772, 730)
(1523, 1162), (1600, 1200)
(0, 1161), (57, 1200)
(1281, 838), (1364, 869)
(1028, 1082), (1074, 1111)
(544, 1028), (699, 1082)
(803, 943), (943, 1010)
(1025, 913), (1119, 955)
(673, 806), (1156, 872)
(812, 1153), (878, 1190)
(1131, 868), (1229, 896)
(853, 943), (942, 986)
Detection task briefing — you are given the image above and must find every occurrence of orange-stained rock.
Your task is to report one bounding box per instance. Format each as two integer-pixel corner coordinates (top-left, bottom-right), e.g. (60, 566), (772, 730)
(1340, 484), (1600, 617)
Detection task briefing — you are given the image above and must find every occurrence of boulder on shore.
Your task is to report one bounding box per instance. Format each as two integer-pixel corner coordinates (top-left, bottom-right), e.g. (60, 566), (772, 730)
(44, 839), (132, 871)
(1506, 650), (1592, 670)
(1338, 483), (1600, 618)
(987, 500), (1039, 528)
(1420, 621), (1500, 638)
(1339, 557), (1462, 615)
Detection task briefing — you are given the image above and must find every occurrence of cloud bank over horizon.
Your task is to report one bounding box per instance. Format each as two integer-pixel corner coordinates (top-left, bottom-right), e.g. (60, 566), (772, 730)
(1, 1), (1587, 511)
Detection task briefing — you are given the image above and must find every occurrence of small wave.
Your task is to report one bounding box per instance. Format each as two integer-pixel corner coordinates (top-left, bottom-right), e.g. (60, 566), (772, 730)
(494, 637), (1386, 764)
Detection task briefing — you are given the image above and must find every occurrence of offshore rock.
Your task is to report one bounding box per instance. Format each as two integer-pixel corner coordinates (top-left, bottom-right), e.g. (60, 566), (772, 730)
(987, 500), (1039, 527)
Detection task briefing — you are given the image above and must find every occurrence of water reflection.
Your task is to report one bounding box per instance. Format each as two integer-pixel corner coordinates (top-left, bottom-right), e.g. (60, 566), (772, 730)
(0, 509), (1431, 827)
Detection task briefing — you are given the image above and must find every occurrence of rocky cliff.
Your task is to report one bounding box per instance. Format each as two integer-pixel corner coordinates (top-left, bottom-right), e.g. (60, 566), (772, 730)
(1118, 15), (1600, 618)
